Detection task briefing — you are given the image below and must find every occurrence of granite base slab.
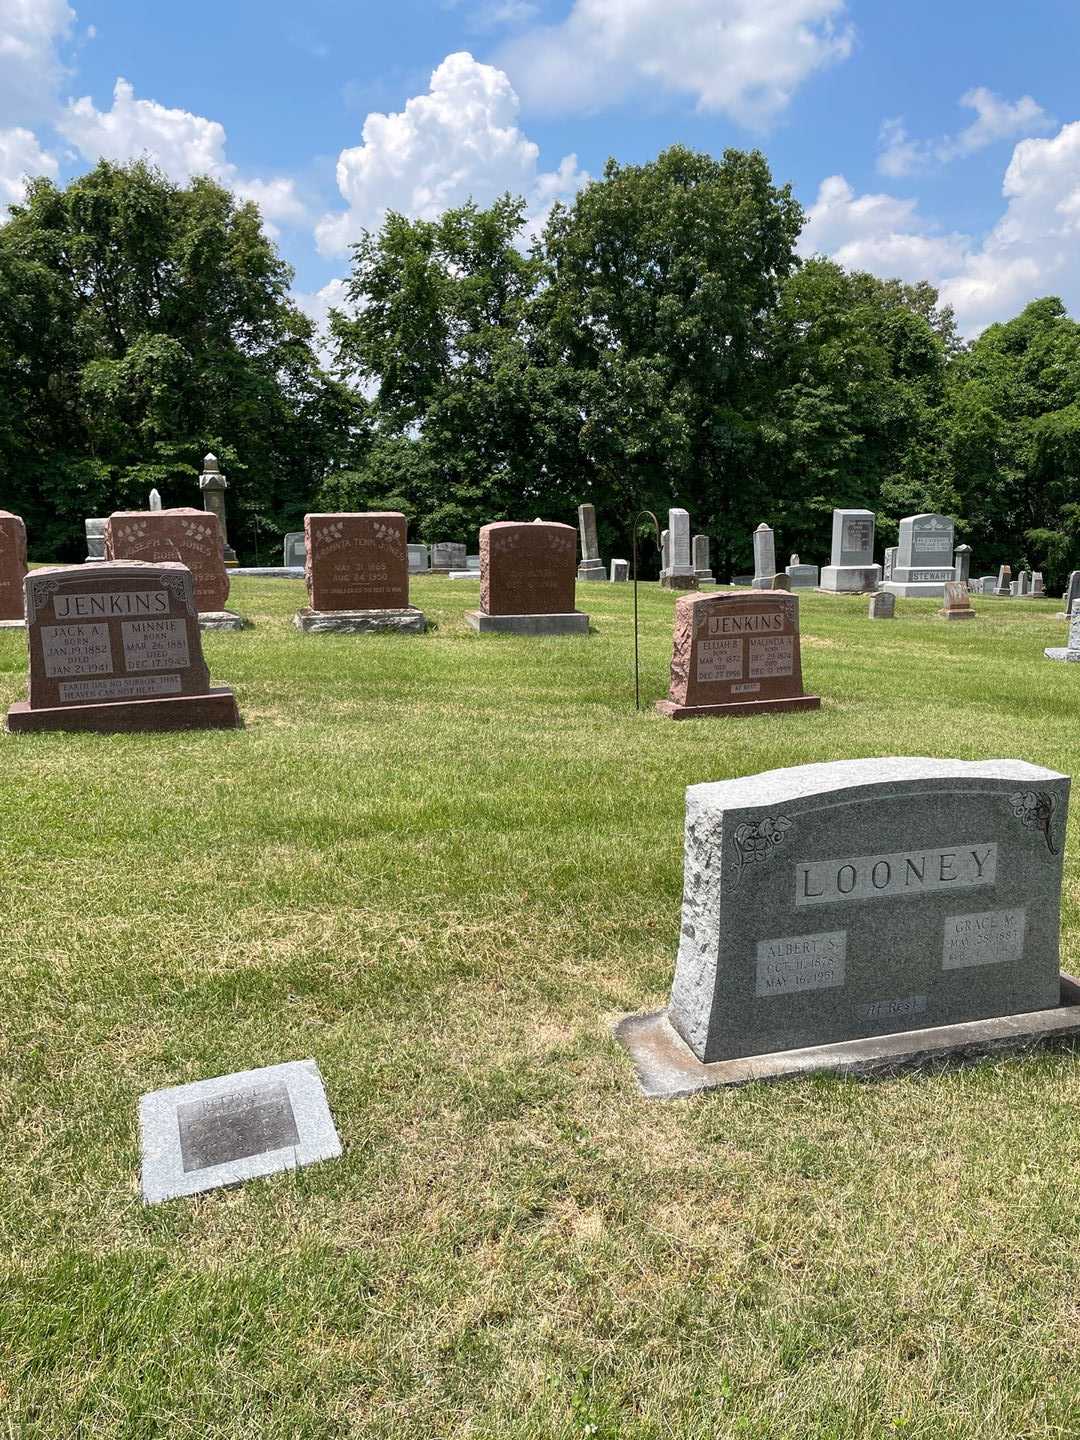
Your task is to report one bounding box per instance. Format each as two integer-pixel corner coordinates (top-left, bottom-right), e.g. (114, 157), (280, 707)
(577, 563), (607, 581)
(655, 695), (821, 720)
(881, 582), (949, 599)
(464, 610), (589, 635)
(294, 606), (427, 634)
(1045, 647), (1080, 662)
(230, 567), (304, 579)
(819, 565), (881, 593)
(660, 575), (699, 591)
(448, 571), (481, 579)
(615, 975), (1080, 1097)
(199, 610), (248, 631)
(6, 687), (241, 734)
(942, 611), (976, 621)
(0, 618), (25, 628)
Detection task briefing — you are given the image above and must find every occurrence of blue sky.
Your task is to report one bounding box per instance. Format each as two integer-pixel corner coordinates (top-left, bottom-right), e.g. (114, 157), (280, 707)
(3, 0), (1080, 336)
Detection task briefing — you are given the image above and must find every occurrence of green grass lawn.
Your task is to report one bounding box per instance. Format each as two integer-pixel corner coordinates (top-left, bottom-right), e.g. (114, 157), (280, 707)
(4, 576), (1080, 1439)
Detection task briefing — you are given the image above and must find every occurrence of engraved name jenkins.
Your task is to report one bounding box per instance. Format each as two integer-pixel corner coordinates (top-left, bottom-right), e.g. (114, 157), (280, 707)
(796, 844), (997, 905)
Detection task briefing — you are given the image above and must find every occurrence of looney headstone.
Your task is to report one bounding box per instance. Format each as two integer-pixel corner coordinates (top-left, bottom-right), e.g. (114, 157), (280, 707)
(6, 561), (240, 733)
(693, 534), (716, 586)
(751, 523), (776, 590)
(610, 558), (630, 582)
(954, 544), (973, 584)
(661, 509), (696, 589)
(199, 453), (238, 566)
(140, 1059), (341, 1205)
(296, 512), (425, 633)
(284, 532), (307, 569)
(882, 513), (955, 598)
(995, 564), (1012, 596)
(1045, 608), (1080, 662)
(430, 541), (466, 574)
(85, 518), (107, 561)
(466, 520), (587, 634)
(106, 509), (242, 629)
(869, 591), (895, 620)
(820, 509), (881, 593)
(0, 510), (28, 625)
(1062, 571), (1080, 616)
(577, 503), (606, 582)
(617, 757), (1069, 1090)
(656, 591), (820, 719)
(942, 580), (975, 621)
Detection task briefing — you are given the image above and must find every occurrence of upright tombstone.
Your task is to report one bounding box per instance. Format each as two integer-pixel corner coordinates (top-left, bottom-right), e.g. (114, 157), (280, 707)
(656, 591), (820, 720)
(85, 518), (107, 562)
(615, 757), (1071, 1092)
(199, 453), (238, 566)
(576, 503), (606, 582)
(693, 535), (716, 586)
(465, 520), (587, 635)
(283, 532), (307, 569)
(954, 544), (973, 585)
(660, 530), (670, 575)
(881, 514), (955, 598)
(1032, 571), (1046, 597)
(820, 510), (881, 593)
(995, 564), (1012, 597)
(1044, 609), (1080, 662)
(770, 574), (791, 591)
(466, 554), (481, 571)
(1060, 570), (1080, 617)
(105, 509), (242, 630)
(1017, 571), (1031, 596)
(149, 489), (162, 512)
(868, 591), (896, 620)
(430, 541), (466, 575)
(751, 524), (776, 590)
(0, 510), (28, 626)
(883, 547), (897, 584)
(942, 580), (975, 621)
(406, 543), (429, 573)
(295, 512), (425, 634)
(786, 554), (819, 589)
(6, 561), (240, 733)
(660, 509), (696, 589)
(610, 558), (630, 582)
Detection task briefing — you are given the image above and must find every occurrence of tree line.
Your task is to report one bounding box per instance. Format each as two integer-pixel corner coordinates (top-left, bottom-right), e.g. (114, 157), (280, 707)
(2, 147), (1078, 582)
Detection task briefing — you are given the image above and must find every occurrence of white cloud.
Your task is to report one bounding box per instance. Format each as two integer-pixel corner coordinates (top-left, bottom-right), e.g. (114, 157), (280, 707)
(294, 276), (351, 363)
(496, 0), (853, 125)
(315, 51), (587, 256)
(803, 121), (1080, 335)
(57, 77), (308, 235)
(0, 0), (75, 125)
(0, 125), (58, 219)
(878, 87), (1054, 177)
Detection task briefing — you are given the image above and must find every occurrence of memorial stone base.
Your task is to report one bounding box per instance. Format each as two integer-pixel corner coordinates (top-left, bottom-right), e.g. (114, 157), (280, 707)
(464, 610), (589, 635)
(0, 618), (24, 629)
(6, 688), (241, 735)
(883, 582), (951, 599)
(819, 564), (882, 593)
(294, 606), (427, 634)
(656, 695), (821, 721)
(577, 561), (607, 582)
(659, 574), (698, 591)
(1044, 647), (1080, 662)
(448, 570), (480, 579)
(230, 567), (304, 580)
(199, 610), (247, 631)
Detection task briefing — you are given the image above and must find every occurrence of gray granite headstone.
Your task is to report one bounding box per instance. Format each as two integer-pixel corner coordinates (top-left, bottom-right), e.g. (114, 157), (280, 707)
(1032, 571), (1046, 597)
(820, 509), (881, 592)
(659, 508), (695, 586)
(140, 1059), (341, 1205)
(661, 529), (670, 574)
(1063, 570), (1080, 615)
(868, 591), (895, 619)
(692, 534), (715, 584)
(610, 558), (630, 582)
(953, 544), (973, 583)
(1018, 571), (1031, 596)
(466, 554), (480, 571)
(666, 757), (1069, 1063)
(84, 518), (107, 562)
(430, 541), (466, 571)
(995, 564), (1012, 596)
(1045, 608), (1080, 662)
(406, 543), (429, 572)
(883, 546), (897, 583)
(577, 503), (606, 581)
(284, 532), (307, 569)
(980, 576), (995, 595)
(786, 563), (818, 589)
(751, 523), (776, 590)
(1010, 581), (1019, 596)
(883, 513), (955, 598)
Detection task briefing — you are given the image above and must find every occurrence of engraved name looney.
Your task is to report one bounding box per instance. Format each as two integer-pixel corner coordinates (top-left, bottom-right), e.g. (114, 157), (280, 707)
(53, 590), (171, 619)
(795, 844), (997, 906)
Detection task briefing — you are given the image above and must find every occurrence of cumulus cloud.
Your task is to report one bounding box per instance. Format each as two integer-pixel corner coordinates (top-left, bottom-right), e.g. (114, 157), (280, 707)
(0, 125), (58, 218)
(878, 87), (1054, 178)
(0, 0), (75, 126)
(803, 121), (1080, 335)
(315, 52), (587, 256)
(57, 77), (308, 234)
(496, 0), (853, 124)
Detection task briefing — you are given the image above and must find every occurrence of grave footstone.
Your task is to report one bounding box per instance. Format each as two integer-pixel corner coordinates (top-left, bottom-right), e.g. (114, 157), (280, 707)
(656, 591), (820, 720)
(6, 560), (240, 733)
(1044, 609), (1080, 662)
(995, 564), (1012, 597)
(751, 523), (776, 590)
(615, 756), (1072, 1093)
(106, 509), (243, 630)
(465, 520), (587, 634)
(295, 512), (425, 634)
(0, 510), (27, 626)
(942, 579), (975, 621)
(882, 513), (955, 598)
(84, 517), (107, 561)
(660, 509), (697, 589)
(430, 541), (466, 575)
(610, 558), (630, 582)
(868, 591), (895, 620)
(140, 1059), (341, 1205)
(576, 503), (607, 582)
(820, 509), (881, 593)
(954, 544), (973, 584)
(284, 532), (307, 569)
(693, 534), (716, 586)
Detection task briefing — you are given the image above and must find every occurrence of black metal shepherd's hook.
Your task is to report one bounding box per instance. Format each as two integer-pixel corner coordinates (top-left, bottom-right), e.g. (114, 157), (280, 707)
(632, 509), (661, 711)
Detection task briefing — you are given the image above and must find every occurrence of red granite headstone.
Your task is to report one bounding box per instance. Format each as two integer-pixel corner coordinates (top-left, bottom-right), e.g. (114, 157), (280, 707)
(0, 510), (27, 622)
(5, 561), (240, 733)
(106, 509), (230, 613)
(479, 521), (577, 616)
(304, 512), (409, 612)
(656, 591), (820, 719)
